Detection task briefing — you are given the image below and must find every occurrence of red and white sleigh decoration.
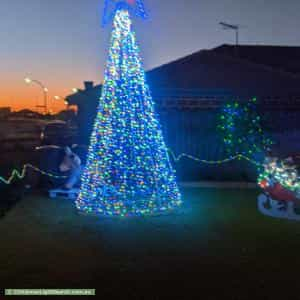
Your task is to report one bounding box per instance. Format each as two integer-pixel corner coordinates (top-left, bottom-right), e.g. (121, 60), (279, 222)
(258, 155), (300, 221)
(258, 183), (300, 221)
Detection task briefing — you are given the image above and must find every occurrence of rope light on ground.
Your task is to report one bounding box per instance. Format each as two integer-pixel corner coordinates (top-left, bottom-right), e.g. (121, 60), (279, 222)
(0, 164), (67, 185)
(0, 152), (263, 186)
(168, 149), (263, 168)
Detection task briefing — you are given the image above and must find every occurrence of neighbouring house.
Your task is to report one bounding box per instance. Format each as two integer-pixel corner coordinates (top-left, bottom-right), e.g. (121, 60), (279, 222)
(0, 107), (11, 119)
(0, 119), (46, 151)
(66, 44), (300, 181)
(66, 81), (99, 145)
(9, 109), (44, 119)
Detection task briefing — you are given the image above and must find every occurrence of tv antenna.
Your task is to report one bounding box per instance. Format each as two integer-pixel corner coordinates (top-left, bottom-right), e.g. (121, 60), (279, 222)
(219, 22), (240, 46)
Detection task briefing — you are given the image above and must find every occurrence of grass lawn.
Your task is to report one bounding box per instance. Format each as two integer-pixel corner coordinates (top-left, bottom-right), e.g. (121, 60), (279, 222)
(1, 187), (300, 299)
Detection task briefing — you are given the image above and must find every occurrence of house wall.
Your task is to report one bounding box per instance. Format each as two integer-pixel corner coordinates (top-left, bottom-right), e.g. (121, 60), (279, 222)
(70, 91), (300, 182)
(157, 96), (300, 182)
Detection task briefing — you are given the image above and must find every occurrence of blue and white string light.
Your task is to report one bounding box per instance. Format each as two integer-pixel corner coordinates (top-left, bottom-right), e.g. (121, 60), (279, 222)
(76, 3), (182, 217)
(102, 0), (148, 26)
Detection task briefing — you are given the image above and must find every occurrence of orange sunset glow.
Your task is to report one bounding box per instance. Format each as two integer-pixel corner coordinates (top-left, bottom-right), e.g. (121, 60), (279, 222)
(2, 0), (300, 114)
(0, 71), (101, 113)
(0, 0), (104, 114)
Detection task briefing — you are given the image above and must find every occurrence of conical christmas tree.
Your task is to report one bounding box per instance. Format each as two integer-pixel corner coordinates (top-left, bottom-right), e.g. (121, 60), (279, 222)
(76, 3), (182, 217)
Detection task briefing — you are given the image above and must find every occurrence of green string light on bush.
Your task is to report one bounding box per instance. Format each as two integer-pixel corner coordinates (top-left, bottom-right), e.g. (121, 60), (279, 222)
(217, 97), (273, 158)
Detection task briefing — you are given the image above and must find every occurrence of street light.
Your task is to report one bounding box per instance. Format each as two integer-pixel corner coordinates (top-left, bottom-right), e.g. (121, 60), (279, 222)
(24, 77), (32, 84)
(54, 96), (69, 108)
(24, 77), (48, 114)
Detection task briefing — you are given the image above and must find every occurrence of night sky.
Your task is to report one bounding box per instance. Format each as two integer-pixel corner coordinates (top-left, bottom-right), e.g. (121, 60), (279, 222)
(0, 0), (299, 111)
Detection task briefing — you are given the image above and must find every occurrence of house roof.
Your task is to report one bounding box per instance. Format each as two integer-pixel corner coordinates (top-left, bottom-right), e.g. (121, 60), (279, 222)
(213, 44), (300, 75)
(146, 46), (300, 96)
(67, 44), (300, 104)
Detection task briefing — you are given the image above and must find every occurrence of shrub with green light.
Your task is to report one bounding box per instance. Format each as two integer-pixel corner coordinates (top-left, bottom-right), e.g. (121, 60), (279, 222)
(217, 97), (272, 157)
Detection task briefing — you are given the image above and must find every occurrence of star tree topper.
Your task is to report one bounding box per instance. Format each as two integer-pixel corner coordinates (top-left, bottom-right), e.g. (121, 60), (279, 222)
(102, 0), (148, 26)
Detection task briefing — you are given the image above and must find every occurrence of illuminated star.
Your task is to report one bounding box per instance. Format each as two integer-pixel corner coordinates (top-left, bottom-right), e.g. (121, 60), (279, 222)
(102, 0), (148, 26)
